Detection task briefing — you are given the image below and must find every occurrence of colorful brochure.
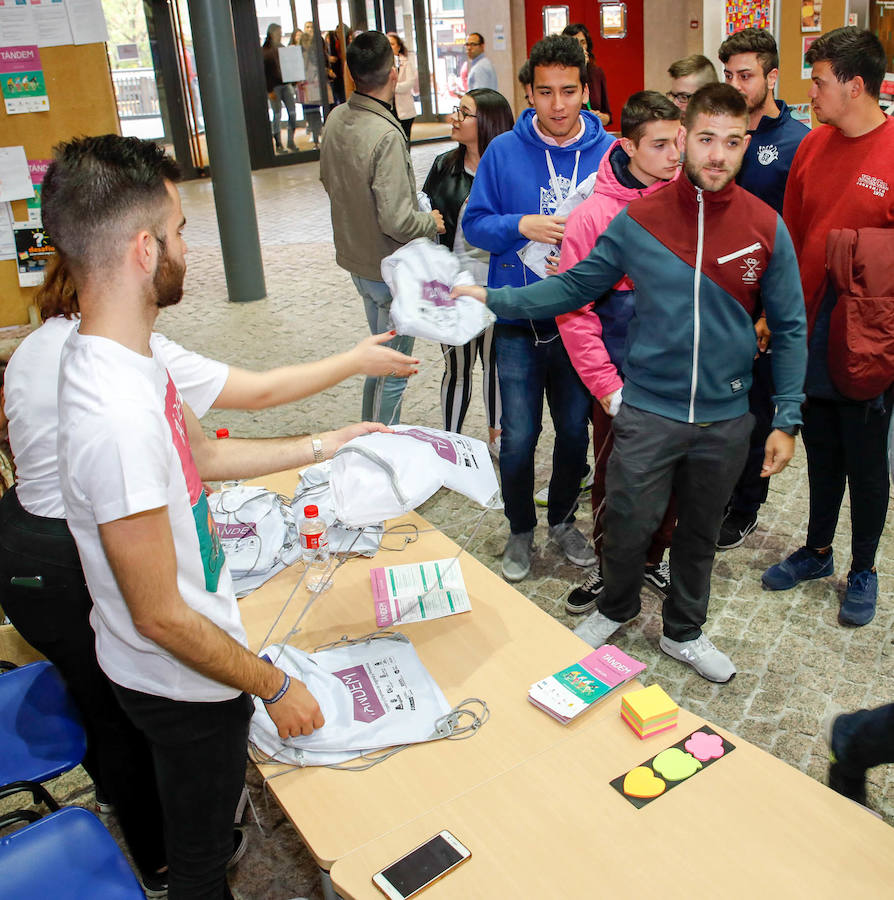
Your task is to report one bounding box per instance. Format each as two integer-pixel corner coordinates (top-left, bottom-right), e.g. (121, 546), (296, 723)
(371, 558), (472, 627)
(528, 644), (645, 724)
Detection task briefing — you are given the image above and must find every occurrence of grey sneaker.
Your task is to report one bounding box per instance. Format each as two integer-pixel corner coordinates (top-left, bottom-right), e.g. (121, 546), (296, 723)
(573, 610), (625, 648)
(659, 634), (736, 683)
(502, 531), (534, 582)
(548, 522), (597, 567)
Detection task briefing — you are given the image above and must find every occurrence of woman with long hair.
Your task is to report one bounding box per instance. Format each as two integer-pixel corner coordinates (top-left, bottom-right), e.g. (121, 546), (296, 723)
(422, 88), (514, 453)
(388, 32), (417, 141)
(262, 23), (298, 151)
(562, 23), (611, 127)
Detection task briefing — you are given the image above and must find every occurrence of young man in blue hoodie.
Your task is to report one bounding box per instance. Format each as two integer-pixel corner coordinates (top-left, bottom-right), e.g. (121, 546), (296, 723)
(715, 27), (809, 551)
(463, 35), (614, 583)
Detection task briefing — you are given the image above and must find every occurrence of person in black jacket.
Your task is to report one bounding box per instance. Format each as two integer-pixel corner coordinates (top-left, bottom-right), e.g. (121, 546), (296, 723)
(422, 88), (513, 452)
(262, 23), (297, 152)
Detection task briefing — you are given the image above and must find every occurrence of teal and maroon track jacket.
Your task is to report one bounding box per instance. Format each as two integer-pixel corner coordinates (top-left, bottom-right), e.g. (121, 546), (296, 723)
(485, 173), (807, 429)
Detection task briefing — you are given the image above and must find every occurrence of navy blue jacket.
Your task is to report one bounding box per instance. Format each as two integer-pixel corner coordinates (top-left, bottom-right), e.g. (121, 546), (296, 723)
(737, 100), (809, 214)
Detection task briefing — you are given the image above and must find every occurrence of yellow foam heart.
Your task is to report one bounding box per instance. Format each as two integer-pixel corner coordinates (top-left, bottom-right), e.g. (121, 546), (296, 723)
(623, 766), (666, 799)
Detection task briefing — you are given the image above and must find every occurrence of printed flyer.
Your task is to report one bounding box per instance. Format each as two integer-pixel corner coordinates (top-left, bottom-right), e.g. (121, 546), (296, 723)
(0, 45), (49, 113)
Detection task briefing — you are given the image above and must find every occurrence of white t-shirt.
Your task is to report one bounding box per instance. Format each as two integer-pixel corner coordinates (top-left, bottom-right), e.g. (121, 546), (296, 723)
(57, 330), (245, 702)
(5, 316), (228, 518)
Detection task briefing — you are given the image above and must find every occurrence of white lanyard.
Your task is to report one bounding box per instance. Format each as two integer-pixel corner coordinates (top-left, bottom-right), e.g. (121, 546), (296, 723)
(544, 148), (580, 207)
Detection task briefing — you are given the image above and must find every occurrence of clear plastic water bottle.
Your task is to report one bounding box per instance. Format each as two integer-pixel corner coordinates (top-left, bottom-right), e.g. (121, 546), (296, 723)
(299, 504), (331, 593)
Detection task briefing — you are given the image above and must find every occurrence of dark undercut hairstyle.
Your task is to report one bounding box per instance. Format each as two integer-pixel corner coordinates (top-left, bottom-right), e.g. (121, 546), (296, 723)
(804, 26), (886, 98)
(528, 34), (587, 88)
(718, 27), (778, 75)
(683, 82), (747, 129)
(621, 90), (681, 144)
(517, 58), (532, 88)
(41, 134), (180, 283)
(347, 30), (394, 93)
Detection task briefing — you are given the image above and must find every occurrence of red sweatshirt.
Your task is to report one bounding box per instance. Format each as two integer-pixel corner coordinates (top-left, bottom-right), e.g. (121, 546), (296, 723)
(783, 115), (894, 334)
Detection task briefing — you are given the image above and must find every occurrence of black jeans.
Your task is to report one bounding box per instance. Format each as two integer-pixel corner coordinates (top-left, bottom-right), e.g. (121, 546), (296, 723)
(112, 684), (253, 900)
(727, 350), (775, 516)
(599, 406), (753, 641)
(0, 488), (165, 876)
(832, 704), (894, 777)
(802, 396), (893, 572)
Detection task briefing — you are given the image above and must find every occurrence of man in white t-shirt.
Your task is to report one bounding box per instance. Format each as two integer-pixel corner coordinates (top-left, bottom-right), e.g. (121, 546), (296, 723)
(43, 134), (386, 899)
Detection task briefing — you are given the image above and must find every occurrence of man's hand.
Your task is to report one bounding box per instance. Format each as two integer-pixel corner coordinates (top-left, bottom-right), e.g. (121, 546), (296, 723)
(545, 252), (560, 276)
(431, 209), (446, 234)
(320, 421), (391, 456)
(348, 332), (419, 378)
(519, 214), (566, 245)
(450, 284), (487, 303)
(755, 316), (771, 355)
(761, 429), (795, 477)
(265, 676), (325, 738)
(598, 390), (620, 416)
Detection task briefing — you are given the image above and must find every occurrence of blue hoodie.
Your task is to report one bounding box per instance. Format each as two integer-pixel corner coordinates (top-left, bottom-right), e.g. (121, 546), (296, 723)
(462, 108), (613, 326)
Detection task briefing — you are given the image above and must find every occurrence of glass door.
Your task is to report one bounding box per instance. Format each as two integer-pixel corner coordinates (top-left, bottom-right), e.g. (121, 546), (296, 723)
(247, 0), (351, 164)
(105, 0), (206, 177)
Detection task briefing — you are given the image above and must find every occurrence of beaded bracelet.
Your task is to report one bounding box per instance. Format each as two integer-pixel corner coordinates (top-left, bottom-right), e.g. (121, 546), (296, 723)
(261, 672), (291, 705)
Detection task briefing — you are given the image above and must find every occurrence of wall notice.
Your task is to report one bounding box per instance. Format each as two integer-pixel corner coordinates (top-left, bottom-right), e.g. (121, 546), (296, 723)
(0, 45), (49, 113)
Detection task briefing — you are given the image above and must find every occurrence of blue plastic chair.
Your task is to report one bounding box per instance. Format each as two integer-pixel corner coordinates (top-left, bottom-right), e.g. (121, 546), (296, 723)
(0, 661), (87, 810)
(0, 806), (145, 899)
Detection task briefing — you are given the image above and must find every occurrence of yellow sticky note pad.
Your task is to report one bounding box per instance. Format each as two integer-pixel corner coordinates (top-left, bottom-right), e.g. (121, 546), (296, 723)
(623, 683), (678, 721)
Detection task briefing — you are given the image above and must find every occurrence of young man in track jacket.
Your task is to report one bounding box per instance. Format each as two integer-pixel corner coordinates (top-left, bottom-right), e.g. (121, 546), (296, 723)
(460, 85), (807, 682)
(715, 27), (810, 551)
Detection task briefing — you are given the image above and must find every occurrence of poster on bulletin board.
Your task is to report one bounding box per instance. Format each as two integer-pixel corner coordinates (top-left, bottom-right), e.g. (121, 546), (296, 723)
(725, 0), (772, 35)
(801, 0), (822, 32)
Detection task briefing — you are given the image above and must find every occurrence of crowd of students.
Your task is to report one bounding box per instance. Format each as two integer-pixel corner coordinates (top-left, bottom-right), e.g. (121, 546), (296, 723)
(0, 21), (891, 900)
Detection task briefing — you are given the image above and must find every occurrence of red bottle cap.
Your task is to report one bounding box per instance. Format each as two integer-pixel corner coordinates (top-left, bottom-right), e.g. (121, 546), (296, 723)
(215, 428), (229, 439)
(304, 505), (319, 518)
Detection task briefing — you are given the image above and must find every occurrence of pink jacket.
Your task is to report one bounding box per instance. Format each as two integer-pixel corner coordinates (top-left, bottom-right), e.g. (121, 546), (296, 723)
(557, 141), (677, 399)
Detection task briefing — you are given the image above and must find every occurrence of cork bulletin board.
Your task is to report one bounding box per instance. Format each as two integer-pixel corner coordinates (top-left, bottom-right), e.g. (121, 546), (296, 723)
(0, 43), (118, 327)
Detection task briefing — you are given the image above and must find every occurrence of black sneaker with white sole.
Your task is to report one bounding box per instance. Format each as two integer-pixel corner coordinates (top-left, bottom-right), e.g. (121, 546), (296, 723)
(565, 566), (604, 614)
(716, 510), (758, 550)
(643, 561), (670, 598)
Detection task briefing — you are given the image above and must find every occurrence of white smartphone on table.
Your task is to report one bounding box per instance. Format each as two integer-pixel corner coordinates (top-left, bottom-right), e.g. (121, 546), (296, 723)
(372, 830), (471, 899)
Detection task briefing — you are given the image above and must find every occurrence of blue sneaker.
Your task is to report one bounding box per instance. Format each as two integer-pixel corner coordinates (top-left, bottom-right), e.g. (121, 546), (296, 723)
(839, 569), (878, 626)
(761, 546), (834, 591)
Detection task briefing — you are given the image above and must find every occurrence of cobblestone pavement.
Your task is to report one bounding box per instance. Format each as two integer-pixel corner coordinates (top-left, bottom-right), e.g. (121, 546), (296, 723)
(17, 144), (893, 898)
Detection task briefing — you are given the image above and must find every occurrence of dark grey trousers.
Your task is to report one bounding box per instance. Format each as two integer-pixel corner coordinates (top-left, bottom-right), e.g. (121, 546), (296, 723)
(599, 404), (754, 641)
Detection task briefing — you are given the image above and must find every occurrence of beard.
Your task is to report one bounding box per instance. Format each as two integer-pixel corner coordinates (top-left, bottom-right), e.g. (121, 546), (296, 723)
(153, 240), (185, 309)
(747, 83), (770, 114)
(684, 157), (735, 193)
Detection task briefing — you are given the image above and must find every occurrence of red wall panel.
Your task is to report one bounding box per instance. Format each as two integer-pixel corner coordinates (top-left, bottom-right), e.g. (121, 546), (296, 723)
(523, 0), (644, 129)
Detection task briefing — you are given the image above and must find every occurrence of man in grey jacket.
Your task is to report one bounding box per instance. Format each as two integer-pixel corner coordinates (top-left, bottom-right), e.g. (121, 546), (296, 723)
(320, 30), (444, 424)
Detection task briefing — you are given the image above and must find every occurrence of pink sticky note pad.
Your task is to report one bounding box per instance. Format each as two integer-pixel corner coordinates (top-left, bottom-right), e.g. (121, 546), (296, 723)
(684, 731), (725, 761)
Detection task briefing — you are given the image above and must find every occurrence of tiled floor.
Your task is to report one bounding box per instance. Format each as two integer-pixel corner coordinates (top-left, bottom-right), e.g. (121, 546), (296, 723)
(8, 142), (893, 897)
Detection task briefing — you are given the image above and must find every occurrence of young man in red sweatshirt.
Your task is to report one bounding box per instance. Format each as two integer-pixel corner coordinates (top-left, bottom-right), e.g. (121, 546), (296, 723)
(553, 91), (682, 618)
(762, 28), (894, 628)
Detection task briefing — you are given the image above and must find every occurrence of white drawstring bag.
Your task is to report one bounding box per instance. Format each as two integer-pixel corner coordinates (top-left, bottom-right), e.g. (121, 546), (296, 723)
(381, 238), (496, 345)
(517, 170), (598, 279)
(329, 425), (501, 528)
(293, 461), (384, 557)
(250, 635), (460, 767)
(209, 486), (301, 597)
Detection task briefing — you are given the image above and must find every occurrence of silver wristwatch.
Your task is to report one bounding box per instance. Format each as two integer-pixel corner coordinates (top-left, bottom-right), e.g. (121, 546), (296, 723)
(311, 435), (325, 463)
